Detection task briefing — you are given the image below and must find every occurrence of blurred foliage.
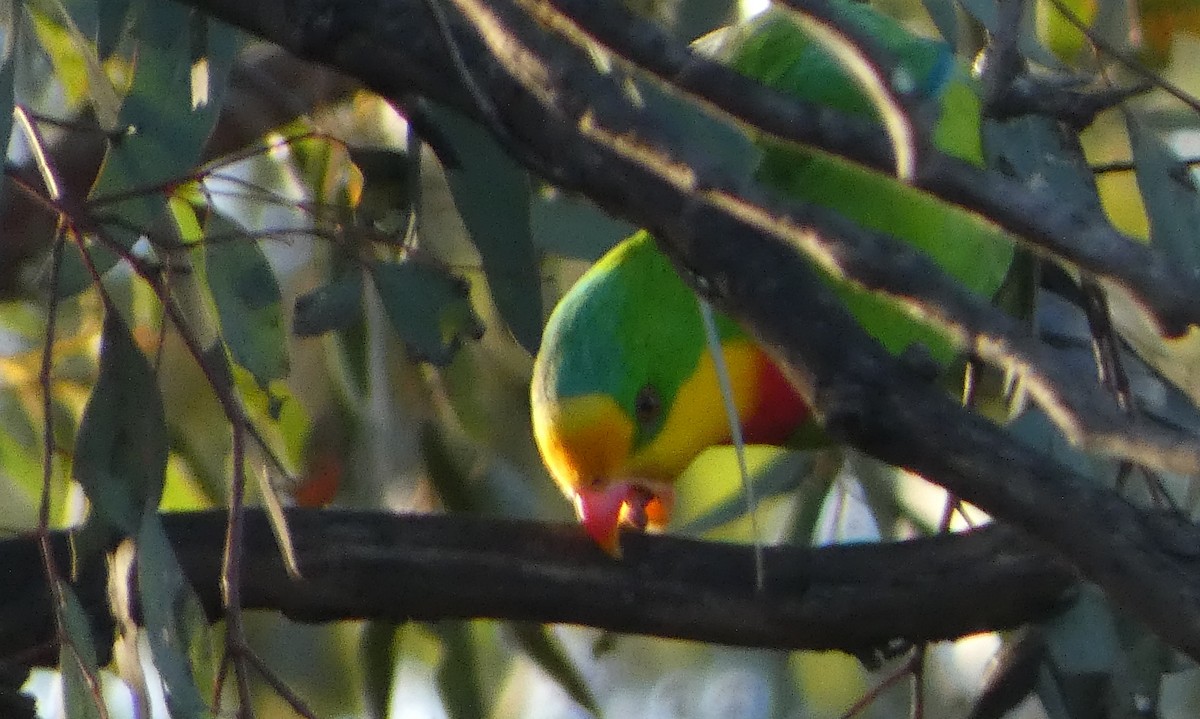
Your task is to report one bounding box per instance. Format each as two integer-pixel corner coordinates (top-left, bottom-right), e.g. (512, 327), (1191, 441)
(1, 0), (1200, 717)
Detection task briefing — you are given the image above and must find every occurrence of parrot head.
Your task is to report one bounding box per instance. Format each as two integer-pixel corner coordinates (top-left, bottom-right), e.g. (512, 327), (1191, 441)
(531, 232), (809, 554)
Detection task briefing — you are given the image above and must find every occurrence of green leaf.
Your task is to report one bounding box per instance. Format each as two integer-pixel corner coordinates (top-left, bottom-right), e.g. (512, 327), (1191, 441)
(58, 580), (105, 719)
(96, 0), (134, 58)
(359, 622), (402, 719)
(351, 147), (413, 229)
(87, 5), (238, 255)
(919, 0), (958, 44)
(433, 622), (488, 719)
(205, 229), (289, 389)
(425, 103), (542, 354)
(137, 512), (216, 719)
(0, 35), (15, 205)
(26, 4), (120, 124)
(1129, 115), (1200, 274)
(508, 623), (599, 715)
(53, 238), (120, 298)
(73, 309), (168, 533)
(369, 257), (482, 365)
(293, 270), (364, 337)
(91, 3), (236, 197)
(530, 187), (633, 261)
(674, 0), (738, 41)
(637, 75), (762, 185)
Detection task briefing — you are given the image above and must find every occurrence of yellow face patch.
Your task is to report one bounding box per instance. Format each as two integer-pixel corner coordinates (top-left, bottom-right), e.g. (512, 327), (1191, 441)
(532, 393), (634, 496)
(533, 338), (764, 518)
(625, 339), (762, 482)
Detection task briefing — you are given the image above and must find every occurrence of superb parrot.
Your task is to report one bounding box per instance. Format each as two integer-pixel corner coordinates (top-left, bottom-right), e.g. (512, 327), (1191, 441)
(531, 4), (1014, 553)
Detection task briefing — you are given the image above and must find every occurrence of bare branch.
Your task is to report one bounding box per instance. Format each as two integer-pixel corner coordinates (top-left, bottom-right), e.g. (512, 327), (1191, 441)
(0, 510), (1073, 663)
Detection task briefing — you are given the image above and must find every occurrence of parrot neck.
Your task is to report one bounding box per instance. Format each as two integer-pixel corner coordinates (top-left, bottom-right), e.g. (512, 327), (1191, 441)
(740, 352), (809, 445)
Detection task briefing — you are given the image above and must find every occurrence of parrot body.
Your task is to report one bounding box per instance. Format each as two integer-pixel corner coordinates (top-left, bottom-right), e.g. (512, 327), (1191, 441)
(533, 3), (1014, 552)
(532, 231), (808, 551)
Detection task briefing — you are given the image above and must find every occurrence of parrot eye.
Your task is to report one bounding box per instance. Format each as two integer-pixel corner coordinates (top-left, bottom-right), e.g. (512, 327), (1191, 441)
(634, 384), (662, 429)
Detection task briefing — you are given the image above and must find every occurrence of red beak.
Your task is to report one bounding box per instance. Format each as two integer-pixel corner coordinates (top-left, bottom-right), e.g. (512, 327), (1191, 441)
(573, 482), (672, 556)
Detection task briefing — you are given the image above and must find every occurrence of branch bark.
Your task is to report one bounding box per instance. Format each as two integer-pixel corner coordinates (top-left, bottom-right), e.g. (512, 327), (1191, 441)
(0, 510), (1072, 664)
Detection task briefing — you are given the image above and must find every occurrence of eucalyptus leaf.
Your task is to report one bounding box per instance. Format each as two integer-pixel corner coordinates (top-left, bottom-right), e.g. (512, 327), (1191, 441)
(920, 0), (958, 44)
(53, 238), (119, 298)
(424, 103), (542, 354)
(87, 4), (237, 254)
(360, 622), (402, 719)
(369, 257), (482, 365)
(137, 512), (215, 719)
(73, 309), (168, 533)
(205, 228), (288, 389)
(433, 621), (487, 719)
(59, 581), (104, 719)
(96, 0), (134, 58)
(508, 623), (599, 714)
(351, 147), (413, 228)
(674, 0), (738, 41)
(530, 188), (632, 261)
(1129, 116), (1200, 275)
(293, 270), (364, 337)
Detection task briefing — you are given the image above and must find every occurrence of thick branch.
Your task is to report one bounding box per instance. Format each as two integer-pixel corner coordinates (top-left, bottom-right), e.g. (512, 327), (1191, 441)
(0, 510), (1072, 663)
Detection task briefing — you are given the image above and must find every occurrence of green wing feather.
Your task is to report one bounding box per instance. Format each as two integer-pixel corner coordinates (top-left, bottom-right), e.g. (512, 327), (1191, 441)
(723, 6), (1014, 362)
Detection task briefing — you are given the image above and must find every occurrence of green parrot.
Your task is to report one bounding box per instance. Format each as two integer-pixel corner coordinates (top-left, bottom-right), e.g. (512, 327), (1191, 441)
(531, 3), (1014, 553)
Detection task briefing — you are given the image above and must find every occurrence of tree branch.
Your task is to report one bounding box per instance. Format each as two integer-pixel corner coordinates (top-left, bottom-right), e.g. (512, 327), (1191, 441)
(0, 510), (1072, 664)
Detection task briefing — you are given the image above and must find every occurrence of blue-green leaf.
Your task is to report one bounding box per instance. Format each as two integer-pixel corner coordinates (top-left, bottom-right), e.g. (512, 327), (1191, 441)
(73, 309), (167, 533)
(205, 228), (288, 389)
(293, 270), (363, 337)
(137, 512), (215, 719)
(369, 257), (482, 365)
(508, 623), (599, 715)
(59, 580), (105, 719)
(425, 103), (542, 354)
(1129, 115), (1200, 275)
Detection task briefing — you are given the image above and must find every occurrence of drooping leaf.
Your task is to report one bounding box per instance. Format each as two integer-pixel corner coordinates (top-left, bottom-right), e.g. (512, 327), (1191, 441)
(293, 270), (364, 337)
(88, 4), (238, 253)
(91, 2), (235, 196)
(350, 147), (413, 230)
(96, 0), (135, 58)
(205, 227), (289, 389)
(433, 621), (488, 719)
(530, 187), (633, 261)
(54, 237), (120, 298)
(369, 256), (482, 365)
(25, 5), (120, 123)
(508, 623), (599, 715)
(637, 74), (762, 185)
(137, 512), (215, 719)
(58, 580), (105, 719)
(1129, 116), (1200, 274)
(674, 0), (739, 41)
(424, 103), (542, 354)
(359, 622), (402, 719)
(920, 0), (958, 44)
(0, 32), (15, 214)
(1106, 117), (1200, 411)
(73, 309), (168, 533)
